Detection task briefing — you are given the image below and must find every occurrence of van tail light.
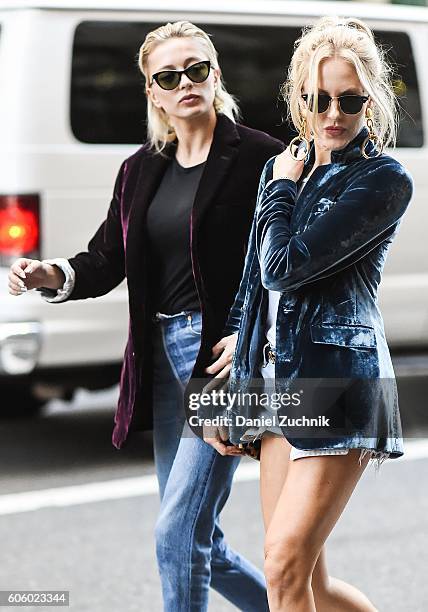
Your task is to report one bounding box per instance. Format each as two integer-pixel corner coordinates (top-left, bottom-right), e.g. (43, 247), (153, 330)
(0, 195), (40, 267)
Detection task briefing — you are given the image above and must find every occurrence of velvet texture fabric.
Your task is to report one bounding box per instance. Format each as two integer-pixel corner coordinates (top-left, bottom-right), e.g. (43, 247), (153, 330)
(223, 125), (414, 458)
(62, 114), (285, 448)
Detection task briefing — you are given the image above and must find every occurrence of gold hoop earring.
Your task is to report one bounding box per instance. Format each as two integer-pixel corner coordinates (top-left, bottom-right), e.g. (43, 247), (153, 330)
(361, 107), (383, 159)
(289, 117), (310, 161)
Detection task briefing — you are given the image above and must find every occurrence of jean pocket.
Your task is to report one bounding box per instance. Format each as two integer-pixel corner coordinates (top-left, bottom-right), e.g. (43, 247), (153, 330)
(187, 311), (202, 336)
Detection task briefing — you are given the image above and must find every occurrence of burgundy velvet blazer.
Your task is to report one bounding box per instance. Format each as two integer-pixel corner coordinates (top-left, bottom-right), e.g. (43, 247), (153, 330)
(64, 113), (285, 448)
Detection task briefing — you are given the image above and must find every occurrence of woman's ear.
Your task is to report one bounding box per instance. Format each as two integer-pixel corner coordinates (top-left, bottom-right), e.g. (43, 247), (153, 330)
(213, 67), (221, 90)
(146, 85), (163, 109)
(299, 94), (308, 118)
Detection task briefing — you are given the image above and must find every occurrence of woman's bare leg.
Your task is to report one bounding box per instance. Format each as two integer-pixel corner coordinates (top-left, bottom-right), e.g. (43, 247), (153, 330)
(259, 433), (292, 530)
(260, 437), (378, 611)
(312, 547), (378, 611)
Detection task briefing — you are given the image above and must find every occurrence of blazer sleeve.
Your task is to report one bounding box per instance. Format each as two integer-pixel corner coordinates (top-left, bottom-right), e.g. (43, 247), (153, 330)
(63, 159), (128, 300)
(256, 158), (414, 292)
(221, 158), (273, 336)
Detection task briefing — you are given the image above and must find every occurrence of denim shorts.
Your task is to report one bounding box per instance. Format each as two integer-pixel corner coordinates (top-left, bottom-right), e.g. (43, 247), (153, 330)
(239, 339), (390, 473)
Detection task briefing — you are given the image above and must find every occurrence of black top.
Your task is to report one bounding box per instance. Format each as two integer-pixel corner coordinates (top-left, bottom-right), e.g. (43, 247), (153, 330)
(146, 156), (206, 314)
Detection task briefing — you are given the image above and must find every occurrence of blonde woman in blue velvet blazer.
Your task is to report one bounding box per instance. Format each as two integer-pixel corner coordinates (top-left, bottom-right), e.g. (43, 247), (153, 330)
(203, 16), (414, 612)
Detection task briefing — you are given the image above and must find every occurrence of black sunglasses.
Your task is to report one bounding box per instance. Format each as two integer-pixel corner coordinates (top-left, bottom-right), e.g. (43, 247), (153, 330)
(150, 60), (211, 90)
(301, 93), (369, 114)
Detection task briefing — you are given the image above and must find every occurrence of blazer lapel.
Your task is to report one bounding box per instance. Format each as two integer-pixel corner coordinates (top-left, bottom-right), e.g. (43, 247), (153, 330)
(125, 145), (174, 284)
(191, 114), (241, 229)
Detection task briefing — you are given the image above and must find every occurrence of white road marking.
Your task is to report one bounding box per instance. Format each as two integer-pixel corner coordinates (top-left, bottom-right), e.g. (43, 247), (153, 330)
(0, 439), (427, 516)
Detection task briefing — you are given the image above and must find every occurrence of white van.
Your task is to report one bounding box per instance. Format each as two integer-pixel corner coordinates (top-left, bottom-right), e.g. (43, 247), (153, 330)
(0, 0), (427, 414)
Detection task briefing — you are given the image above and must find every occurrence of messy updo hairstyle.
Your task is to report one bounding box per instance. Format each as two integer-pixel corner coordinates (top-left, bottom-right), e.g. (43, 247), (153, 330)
(138, 20), (240, 153)
(281, 16), (399, 150)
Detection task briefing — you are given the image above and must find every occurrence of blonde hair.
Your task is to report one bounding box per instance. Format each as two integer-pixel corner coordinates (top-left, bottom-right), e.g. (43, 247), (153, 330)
(138, 21), (240, 153)
(281, 16), (399, 150)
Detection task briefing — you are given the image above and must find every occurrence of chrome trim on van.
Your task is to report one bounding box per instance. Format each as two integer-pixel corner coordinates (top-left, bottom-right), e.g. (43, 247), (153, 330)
(0, 322), (41, 374)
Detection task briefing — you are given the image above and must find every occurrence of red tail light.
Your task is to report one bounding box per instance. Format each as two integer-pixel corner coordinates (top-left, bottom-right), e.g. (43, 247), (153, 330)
(0, 195), (40, 266)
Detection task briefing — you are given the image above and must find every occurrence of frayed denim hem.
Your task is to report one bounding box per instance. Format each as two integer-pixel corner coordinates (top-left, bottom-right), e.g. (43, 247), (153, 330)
(358, 447), (390, 474)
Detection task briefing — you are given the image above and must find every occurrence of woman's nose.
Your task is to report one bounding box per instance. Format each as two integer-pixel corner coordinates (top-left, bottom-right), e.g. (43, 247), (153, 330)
(327, 98), (341, 117)
(179, 73), (194, 88)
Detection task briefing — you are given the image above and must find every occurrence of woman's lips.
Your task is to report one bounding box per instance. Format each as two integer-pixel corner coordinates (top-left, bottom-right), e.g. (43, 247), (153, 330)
(179, 95), (200, 104)
(325, 127), (345, 135)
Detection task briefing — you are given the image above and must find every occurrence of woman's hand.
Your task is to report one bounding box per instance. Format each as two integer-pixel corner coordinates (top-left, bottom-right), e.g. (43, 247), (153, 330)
(202, 424), (244, 457)
(202, 332), (243, 456)
(205, 332), (238, 379)
(8, 258), (65, 295)
(273, 144), (305, 183)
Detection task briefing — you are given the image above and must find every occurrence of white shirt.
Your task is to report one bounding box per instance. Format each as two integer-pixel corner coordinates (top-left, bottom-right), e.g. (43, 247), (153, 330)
(38, 258), (76, 302)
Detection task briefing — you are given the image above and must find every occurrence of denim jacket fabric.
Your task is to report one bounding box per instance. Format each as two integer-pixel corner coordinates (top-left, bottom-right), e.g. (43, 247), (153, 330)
(223, 125), (414, 457)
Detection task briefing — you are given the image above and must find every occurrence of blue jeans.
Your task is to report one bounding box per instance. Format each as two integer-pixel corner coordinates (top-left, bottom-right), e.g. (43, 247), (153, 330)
(151, 310), (268, 612)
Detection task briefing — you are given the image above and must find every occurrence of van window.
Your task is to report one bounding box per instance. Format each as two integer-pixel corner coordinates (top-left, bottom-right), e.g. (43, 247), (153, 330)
(71, 21), (423, 147)
(377, 30), (423, 147)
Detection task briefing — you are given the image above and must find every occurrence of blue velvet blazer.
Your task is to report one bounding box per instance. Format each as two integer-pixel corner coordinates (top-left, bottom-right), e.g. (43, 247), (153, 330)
(222, 125), (414, 458)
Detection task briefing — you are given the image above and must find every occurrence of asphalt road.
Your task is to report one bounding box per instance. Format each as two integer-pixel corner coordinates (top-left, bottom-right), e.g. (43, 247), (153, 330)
(0, 382), (427, 611)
